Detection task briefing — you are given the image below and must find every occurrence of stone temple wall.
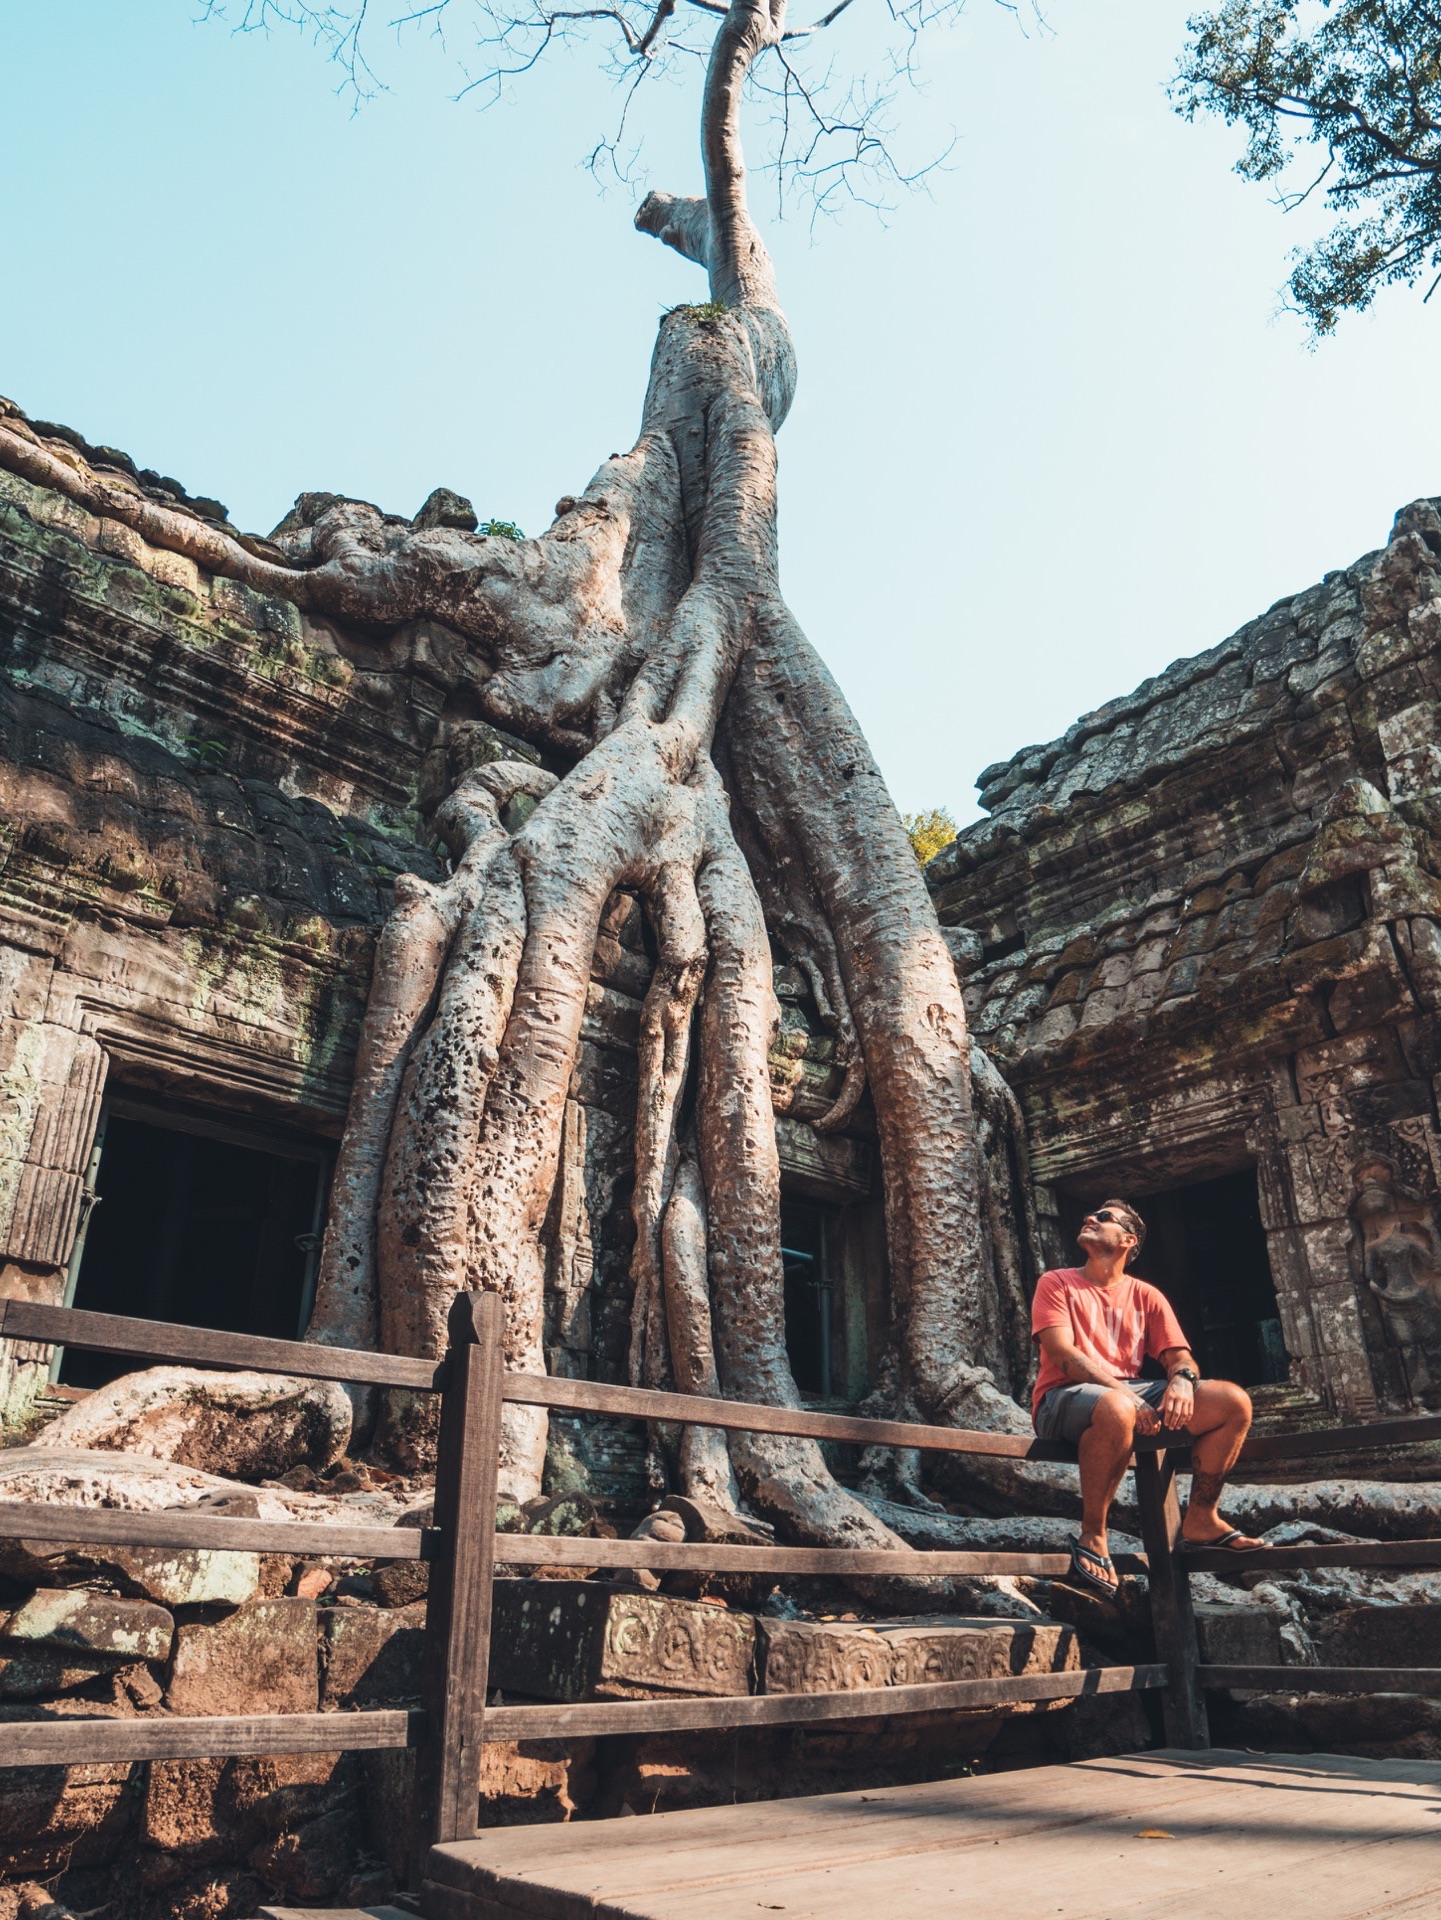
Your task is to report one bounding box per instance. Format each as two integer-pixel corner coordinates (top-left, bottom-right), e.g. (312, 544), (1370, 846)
(0, 398), (879, 1454)
(928, 499), (1441, 1423)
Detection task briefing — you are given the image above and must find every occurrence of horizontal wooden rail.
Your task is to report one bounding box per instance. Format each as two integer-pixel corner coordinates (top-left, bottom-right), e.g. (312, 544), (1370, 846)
(0, 1500), (429, 1562)
(1238, 1413), (1441, 1462)
(0, 1671), (1167, 1767)
(0, 1301), (441, 1392)
(499, 1533), (1149, 1578)
(481, 1664), (1170, 1741)
(0, 1302), (1144, 1460)
(16, 1300), (1439, 1471)
(0, 1300), (1171, 1460)
(1199, 1665), (1441, 1698)
(499, 1370), (1185, 1460)
(0, 1503), (1152, 1579)
(0, 1708), (422, 1767)
(1181, 1537), (1441, 1575)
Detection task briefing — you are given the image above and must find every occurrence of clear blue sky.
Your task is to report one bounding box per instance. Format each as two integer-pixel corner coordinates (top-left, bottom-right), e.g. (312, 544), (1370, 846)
(3, 1), (1439, 823)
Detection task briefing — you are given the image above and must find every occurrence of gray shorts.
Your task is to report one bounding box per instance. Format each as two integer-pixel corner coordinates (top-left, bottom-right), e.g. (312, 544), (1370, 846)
(1035, 1378), (1169, 1444)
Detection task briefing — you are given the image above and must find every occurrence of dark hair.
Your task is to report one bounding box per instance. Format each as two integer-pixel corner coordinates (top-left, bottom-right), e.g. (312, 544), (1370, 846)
(1099, 1198), (1146, 1268)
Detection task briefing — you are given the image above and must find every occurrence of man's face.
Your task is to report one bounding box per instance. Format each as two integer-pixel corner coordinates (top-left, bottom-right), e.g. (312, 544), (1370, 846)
(1077, 1206), (1137, 1266)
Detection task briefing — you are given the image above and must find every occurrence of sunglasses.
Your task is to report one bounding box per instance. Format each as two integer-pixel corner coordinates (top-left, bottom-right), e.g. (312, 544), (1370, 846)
(1083, 1210), (1132, 1229)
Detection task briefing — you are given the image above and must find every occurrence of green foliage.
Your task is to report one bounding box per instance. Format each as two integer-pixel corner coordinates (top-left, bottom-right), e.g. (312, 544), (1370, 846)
(1175, 3), (1441, 331)
(480, 518), (525, 540)
(901, 806), (958, 868)
(182, 736), (229, 768)
(672, 300), (730, 325)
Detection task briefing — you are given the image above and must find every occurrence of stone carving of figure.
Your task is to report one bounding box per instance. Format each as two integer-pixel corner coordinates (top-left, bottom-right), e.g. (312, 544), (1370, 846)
(1353, 1157), (1441, 1406)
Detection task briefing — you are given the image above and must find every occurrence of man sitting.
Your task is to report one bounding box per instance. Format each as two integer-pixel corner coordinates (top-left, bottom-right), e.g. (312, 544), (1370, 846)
(1031, 1199), (1262, 1597)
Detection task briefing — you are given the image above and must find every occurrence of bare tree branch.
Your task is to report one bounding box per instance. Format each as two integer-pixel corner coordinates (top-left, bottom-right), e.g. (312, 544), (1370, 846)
(201, 0), (1031, 213)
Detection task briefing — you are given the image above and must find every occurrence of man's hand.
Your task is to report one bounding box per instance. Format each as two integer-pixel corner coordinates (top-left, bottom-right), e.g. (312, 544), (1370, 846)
(1160, 1375), (1196, 1430)
(1133, 1394), (1162, 1436)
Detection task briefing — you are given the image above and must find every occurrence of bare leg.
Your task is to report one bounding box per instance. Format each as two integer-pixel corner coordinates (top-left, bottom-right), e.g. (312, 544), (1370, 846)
(1179, 1379), (1262, 1546)
(1076, 1388), (1139, 1590)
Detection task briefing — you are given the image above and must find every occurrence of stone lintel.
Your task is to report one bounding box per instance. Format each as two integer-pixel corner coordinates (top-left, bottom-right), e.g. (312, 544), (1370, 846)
(489, 1582), (756, 1702)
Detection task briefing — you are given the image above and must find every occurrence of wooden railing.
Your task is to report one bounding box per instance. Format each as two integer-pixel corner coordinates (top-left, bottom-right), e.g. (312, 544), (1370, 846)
(3, 1293), (1441, 1870)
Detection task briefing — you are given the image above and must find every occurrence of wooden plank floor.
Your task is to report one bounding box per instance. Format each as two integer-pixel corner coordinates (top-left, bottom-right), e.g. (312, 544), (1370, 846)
(424, 1750), (1441, 1920)
(257, 1907), (415, 1918)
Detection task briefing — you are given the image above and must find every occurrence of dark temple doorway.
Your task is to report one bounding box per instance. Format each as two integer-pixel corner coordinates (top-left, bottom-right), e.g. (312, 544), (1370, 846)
(782, 1198), (835, 1399)
(61, 1102), (331, 1389)
(1059, 1168), (1287, 1388)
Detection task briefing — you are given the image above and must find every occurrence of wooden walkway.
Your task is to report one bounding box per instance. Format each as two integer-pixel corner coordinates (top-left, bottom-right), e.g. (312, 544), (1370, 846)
(421, 1750), (1441, 1920)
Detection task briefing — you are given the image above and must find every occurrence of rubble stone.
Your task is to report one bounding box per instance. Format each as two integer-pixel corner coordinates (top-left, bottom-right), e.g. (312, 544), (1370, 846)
(138, 1748), (356, 1913)
(0, 1705), (139, 1878)
(320, 1598), (425, 1706)
(370, 1559), (429, 1608)
(38, 1368), (351, 1480)
(2, 1587), (173, 1661)
(1192, 1602), (1285, 1667)
(478, 1740), (597, 1823)
(165, 1597), (319, 1716)
(1225, 1686), (1441, 1760)
(0, 1648), (127, 1700)
(1317, 1601), (1441, 1669)
(0, 1538), (262, 1609)
(0, 1447), (243, 1509)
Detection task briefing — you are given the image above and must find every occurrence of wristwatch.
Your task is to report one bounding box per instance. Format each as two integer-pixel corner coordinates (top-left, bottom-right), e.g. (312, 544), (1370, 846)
(1171, 1367), (1200, 1386)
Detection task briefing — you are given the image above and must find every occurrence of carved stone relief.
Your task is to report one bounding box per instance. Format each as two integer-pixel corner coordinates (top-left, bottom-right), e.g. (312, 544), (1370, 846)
(757, 1616), (1079, 1694)
(488, 1581), (756, 1702)
(1388, 1114), (1441, 1197)
(1353, 1154), (1441, 1408)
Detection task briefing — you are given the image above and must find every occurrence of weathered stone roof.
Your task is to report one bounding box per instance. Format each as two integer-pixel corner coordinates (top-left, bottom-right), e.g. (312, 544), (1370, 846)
(958, 551), (1385, 853)
(926, 501), (1441, 1106)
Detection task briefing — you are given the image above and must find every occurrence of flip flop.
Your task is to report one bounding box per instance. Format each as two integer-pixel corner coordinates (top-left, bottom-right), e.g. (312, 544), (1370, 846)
(1065, 1535), (1119, 1599)
(1182, 1527), (1261, 1554)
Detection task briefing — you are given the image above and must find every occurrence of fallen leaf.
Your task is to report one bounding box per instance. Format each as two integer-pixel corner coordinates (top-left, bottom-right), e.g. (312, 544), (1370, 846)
(1136, 1829), (1175, 1839)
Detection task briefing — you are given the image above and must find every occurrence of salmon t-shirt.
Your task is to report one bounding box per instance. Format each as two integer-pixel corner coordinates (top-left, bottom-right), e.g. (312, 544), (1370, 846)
(1030, 1267), (1188, 1418)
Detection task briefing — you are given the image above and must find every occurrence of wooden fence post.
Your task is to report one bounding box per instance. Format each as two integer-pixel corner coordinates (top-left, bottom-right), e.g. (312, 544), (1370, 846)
(1133, 1448), (1209, 1750)
(413, 1288), (505, 1876)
